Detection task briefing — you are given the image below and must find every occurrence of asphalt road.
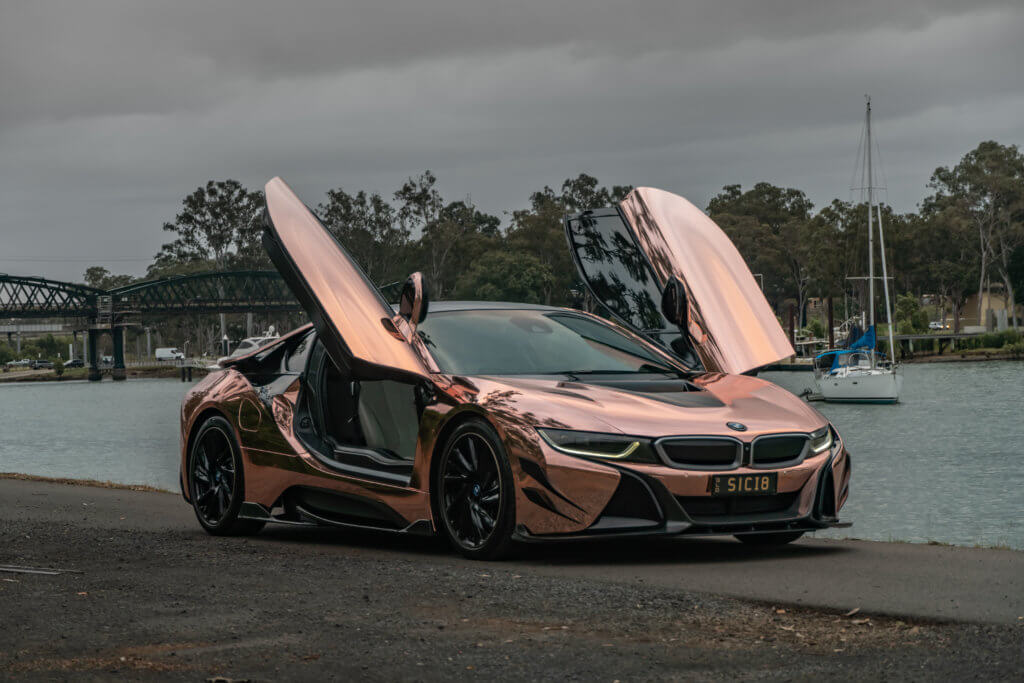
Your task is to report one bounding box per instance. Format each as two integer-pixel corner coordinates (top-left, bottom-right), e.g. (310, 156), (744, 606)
(3, 478), (1020, 624)
(1, 478), (1022, 680)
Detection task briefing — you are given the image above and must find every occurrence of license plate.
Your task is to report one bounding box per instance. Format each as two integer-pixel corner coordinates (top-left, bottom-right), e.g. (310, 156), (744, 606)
(709, 472), (777, 496)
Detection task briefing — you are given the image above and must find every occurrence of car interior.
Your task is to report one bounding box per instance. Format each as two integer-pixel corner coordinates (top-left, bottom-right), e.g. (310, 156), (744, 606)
(293, 336), (421, 487)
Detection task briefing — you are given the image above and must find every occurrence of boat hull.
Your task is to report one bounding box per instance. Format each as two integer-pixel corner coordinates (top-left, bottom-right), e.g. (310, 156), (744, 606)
(815, 369), (903, 404)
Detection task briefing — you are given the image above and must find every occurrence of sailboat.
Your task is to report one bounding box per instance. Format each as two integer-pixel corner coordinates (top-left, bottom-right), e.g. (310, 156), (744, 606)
(814, 97), (903, 403)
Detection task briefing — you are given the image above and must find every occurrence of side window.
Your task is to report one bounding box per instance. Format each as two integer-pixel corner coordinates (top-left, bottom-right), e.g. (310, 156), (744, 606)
(566, 211), (667, 333)
(286, 331), (316, 373)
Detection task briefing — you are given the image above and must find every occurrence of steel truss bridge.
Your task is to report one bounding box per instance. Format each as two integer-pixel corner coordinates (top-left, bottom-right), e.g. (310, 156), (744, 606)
(1, 271), (300, 379)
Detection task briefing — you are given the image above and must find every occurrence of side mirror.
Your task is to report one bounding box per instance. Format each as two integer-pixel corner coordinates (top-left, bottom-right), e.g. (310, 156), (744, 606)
(398, 272), (429, 327)
(661, 276), (688, 327)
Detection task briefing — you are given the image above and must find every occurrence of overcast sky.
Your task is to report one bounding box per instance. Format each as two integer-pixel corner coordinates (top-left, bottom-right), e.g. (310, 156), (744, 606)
(2, 0), (1022, 281)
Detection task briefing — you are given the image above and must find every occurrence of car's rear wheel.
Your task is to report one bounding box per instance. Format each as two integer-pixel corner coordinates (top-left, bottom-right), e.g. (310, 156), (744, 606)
(188, 415), (264, 536)
(736, 531), (804, 545)
(434, 419), (515, 560)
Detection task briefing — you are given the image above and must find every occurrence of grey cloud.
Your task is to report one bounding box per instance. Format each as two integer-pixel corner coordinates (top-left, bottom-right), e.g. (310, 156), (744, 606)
(0, 1), (1022, 281)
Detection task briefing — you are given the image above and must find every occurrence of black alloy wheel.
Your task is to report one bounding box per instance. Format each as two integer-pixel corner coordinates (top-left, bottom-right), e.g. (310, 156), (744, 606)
(436, 419), (515, 560)
(188, 415), (264, 536)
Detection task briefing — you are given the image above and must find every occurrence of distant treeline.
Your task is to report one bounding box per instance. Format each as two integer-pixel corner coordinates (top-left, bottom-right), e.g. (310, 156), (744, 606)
(79, 140), (1023, 350)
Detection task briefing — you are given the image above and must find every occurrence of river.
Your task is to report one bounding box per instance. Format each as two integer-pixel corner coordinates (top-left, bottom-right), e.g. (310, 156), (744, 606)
(1, 362), (1021, 549)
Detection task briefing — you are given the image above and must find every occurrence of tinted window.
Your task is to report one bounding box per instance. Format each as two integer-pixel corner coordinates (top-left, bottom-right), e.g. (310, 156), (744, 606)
(286, 330), (316, 372)
(566, 211), (668, 333)
(417, 309), (679, 376)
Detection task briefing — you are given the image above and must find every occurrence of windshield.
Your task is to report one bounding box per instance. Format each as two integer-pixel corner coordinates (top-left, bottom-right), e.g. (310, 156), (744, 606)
(417, 309), (682, 376)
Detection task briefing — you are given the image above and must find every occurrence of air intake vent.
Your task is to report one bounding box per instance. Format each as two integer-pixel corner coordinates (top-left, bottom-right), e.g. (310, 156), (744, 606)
(751, 435), (808, 466)
(676, 491), (799, 521)
(656, 438), (741, 470)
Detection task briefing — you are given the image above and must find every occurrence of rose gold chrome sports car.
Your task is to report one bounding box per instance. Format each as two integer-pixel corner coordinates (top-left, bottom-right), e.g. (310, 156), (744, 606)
(179, 178), (850, 559)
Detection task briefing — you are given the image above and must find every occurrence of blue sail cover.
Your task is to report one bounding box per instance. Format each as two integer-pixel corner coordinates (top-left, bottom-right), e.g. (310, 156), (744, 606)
(817, 326), (881, 371)
(848, 325), (876, 351)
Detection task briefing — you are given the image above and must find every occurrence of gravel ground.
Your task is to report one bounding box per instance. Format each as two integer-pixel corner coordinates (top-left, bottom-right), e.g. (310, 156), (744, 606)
(2, 516), (1022, 681)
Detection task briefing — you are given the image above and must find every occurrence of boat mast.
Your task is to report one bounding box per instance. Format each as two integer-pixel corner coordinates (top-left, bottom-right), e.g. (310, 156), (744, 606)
(865, 97), (875, 338)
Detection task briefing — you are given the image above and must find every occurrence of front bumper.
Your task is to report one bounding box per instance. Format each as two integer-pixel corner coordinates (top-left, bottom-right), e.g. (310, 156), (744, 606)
(513, 442), (851, 543)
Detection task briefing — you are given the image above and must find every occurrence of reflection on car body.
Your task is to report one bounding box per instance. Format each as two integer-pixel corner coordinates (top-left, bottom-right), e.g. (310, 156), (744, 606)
(178, 178), (850, 559)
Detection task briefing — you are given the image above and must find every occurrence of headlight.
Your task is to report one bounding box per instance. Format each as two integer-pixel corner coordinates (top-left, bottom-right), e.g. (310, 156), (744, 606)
(809, 426), (834, 454)
(536, 428), (657, 463)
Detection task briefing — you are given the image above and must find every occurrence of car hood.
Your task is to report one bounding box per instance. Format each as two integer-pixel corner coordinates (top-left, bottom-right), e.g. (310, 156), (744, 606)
(469, 373), (826, 439)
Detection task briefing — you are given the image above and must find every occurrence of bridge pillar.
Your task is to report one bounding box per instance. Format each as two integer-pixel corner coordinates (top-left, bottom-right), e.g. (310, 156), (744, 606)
(87, 329), (101, 381)
(111, 327), (126, 381)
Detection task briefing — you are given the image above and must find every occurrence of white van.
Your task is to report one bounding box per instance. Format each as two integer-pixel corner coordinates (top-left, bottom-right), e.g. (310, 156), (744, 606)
(155, 347), (185, 361)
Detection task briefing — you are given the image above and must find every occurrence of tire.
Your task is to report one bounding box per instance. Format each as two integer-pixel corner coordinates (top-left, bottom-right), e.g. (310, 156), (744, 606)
(735, 531), (804, 546)
(433, 418), (516, 560)
(188, 415), (264, 536)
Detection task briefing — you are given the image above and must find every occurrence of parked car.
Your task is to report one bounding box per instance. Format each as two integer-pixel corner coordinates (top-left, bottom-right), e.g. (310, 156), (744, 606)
(6, 358), (32, 368)
(179, 179), (850, 559)
(214, 335), (280, 367)
(63, 358), (85, 368)
(155, 347), (185, 361)
(30, 359), (54, 370)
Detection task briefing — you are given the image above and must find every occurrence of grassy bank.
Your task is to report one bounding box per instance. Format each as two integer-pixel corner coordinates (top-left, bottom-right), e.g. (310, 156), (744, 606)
(0, 365), (211, 383)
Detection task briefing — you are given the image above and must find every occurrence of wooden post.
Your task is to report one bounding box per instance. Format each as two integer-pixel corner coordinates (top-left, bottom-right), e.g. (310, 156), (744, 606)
(827, 297), (835, 349)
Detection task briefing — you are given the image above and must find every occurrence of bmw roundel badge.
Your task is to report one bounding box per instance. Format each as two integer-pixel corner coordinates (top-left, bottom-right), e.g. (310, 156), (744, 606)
(726, 421), (747, 432)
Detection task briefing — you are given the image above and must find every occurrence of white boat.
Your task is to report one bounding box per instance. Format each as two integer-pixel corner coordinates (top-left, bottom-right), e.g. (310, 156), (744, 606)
(815, 350), (903, 403)
(814, 97), (902, 403)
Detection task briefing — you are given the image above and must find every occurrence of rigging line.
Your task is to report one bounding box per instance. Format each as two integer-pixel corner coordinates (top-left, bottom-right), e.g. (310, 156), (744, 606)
(873, 131), (890, 206)
(848, 119), (866, 205)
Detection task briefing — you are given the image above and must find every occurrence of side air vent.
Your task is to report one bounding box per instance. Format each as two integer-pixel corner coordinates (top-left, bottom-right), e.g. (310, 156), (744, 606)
(589, 470), (663, 532)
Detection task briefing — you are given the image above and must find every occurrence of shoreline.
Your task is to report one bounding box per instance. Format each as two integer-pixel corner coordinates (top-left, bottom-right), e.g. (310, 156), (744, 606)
(0, 365), (211, 383)
(3, 351), (1019, 383)
(765, 352), (1021, 371)
(0, 471), (172, 493)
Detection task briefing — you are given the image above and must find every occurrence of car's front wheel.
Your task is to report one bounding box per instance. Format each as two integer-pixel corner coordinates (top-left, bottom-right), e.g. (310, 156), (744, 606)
(735, 531), (804, 546)
(434, 419), (516, 560)
(188, 415), (264, 536)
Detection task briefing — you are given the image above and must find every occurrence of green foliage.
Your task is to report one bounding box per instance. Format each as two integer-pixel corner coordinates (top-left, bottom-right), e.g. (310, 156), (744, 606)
(0, 342), (14, 365)
(1003, 341), (1024, 358)
(453, 251), (554, 304)
(960, 329), (1023, 350)
(35, 334), (63, 358)
(807, 318), (825, 338)
(151, 179), (266, 276)
(894, 294), (930, 334)
(83, 266), (134, 290)
(706, 183), (817, 321)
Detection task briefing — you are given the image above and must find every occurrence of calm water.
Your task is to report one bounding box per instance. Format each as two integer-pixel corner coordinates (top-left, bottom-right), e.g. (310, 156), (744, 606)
(0, 364), (1021, 549)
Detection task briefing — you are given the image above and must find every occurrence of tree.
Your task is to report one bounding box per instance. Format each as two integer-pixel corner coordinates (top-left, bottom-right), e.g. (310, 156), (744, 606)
(318, 187), (409, 285)
(453, 251), (554, 303)
(925, 142), (1024, 329)
(707, 183), (816, 323)
(83, 266), (134, 290)
(151, 180), (265, 274)
(153, 180), (265, 337)
(507, 174), (632, 306)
